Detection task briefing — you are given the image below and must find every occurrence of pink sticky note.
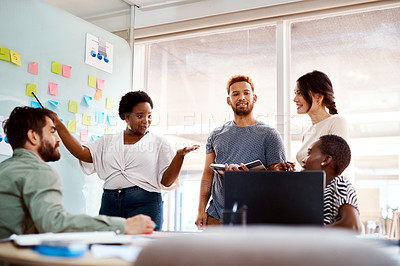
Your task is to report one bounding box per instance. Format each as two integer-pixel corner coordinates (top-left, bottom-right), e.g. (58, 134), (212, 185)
(96, 78), (104, 91)
(80, 129), (89, 142)
(62, 64), (72, 78)
(48, 82), (59, 96)
(28, 62), (38, 75)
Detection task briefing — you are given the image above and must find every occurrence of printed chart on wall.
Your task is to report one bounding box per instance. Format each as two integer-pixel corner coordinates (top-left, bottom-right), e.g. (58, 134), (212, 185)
(85, 33), (113, 74)
(0, 116), (12, 156)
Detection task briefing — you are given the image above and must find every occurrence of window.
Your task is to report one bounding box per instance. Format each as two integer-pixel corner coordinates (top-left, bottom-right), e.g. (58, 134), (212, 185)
(137, 25), (277, 231)
(290, 6), (400, 225)
(134, 4), (400, 232)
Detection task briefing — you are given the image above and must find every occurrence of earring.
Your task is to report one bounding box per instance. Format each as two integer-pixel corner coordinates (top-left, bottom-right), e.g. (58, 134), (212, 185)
(127, 124), (132, 130)
(321, 162), (325, 166)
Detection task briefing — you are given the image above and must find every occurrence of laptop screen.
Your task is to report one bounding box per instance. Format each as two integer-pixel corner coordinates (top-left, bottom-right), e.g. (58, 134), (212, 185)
(224, 171), (325, 225)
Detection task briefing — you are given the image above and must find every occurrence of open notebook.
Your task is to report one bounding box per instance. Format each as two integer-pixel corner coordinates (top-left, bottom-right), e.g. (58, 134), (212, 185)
(10, 231), (134, 246)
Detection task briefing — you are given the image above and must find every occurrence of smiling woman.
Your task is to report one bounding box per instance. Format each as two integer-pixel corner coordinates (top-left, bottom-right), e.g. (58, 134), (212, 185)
(52, 91), (199, 231)
(294, 70), (349, 165)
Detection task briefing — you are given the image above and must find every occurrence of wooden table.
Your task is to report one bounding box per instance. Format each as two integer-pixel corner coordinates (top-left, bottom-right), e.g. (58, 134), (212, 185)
(0, 242), (131, 266)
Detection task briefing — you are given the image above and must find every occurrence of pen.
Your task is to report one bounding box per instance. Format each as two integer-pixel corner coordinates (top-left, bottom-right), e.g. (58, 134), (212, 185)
(31, 92), (44, 108)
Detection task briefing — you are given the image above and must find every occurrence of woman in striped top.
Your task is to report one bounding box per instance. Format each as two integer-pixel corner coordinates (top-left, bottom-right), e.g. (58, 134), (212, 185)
(302, 134), (361, 232)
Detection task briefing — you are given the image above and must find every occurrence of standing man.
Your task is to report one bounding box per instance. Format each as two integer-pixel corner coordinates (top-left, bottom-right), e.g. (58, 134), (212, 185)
(195, 75), (292, 229)
(0, 106), (155, 238)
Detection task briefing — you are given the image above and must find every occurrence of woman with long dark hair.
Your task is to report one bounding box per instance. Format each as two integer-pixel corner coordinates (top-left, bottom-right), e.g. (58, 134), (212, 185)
(294, 70), (348, 165)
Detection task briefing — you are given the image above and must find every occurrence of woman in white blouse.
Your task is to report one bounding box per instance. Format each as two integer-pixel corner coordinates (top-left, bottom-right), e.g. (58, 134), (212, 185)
(53, 91), (199, 230)
(294, 70), (349, 166)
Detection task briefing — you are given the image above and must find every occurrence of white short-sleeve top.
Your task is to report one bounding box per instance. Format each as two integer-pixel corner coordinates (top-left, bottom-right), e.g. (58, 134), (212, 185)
(79, 132), (176, 192)
(296, 115), (349, 165)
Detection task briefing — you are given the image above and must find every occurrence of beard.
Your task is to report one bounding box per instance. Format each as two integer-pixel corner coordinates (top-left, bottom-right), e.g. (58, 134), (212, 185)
(38, 138), (60, 162)
(232, 103), (254, 116)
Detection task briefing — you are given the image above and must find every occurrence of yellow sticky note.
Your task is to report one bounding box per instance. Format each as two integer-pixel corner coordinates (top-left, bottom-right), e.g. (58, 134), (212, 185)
(52, 61), (62, 74)
(0, 46), (11, 62)
(94, 89), (102, 100)
(26, 83), (37, 97)
(10, 50), (21, 66)
(68, 100), (78, 113)
(105, 128), (112, 134)
(82, 113), (91, 126)
(67, 120), (76, 133)
(88, 75), (96, 88)
(106, 98), (113, 110)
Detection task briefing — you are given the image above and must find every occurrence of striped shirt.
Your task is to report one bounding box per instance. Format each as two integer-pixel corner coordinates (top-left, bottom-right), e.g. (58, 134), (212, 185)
(324, 175), (359, 225)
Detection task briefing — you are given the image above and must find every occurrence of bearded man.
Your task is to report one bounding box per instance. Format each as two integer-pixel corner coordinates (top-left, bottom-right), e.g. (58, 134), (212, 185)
(195, 75), (290, 228)
(0, 106), (155, 238)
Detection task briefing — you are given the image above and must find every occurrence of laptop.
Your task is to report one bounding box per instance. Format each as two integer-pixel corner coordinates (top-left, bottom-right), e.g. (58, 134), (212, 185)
(224, 171), (325, 226)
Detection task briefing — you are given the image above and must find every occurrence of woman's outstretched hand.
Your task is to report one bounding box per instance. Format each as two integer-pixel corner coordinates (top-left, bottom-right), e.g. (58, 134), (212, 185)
(177, 144), (200, 156)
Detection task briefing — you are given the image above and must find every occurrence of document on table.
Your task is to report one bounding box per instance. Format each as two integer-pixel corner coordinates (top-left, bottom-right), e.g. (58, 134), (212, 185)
(10, 231), (135, 246)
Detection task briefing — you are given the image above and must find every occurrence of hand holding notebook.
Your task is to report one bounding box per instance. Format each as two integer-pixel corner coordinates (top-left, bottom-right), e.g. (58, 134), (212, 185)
(210, 160), (266, 176)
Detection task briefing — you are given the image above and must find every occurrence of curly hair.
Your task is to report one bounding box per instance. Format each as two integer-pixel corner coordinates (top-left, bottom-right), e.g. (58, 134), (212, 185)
(226, 75), (254, 94)
(118, 91), (153, 120)
(297, 70), (338, 115)
(319, 134), (351, 176)
(4, 106), (54, 149)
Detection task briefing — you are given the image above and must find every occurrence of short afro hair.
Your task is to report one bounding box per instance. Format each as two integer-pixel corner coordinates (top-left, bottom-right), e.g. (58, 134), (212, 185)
(319, 134), (351, 176)
(226, 75), (254, 94)
(118, 91), (153, 120)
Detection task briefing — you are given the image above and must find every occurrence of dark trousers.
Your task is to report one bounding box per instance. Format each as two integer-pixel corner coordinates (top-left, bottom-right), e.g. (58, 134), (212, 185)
(99, 186), (163, 231)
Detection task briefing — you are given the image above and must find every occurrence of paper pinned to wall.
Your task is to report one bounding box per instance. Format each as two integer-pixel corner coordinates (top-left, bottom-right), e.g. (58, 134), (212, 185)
(62, 64), (72, 78)
(107, 114), (116, 126)
(48, 82), (58, 96)
(95, 111), (104, 124)
(26, 83), (37, 97)
(90, 135), (100, 142)
(83, 95), (93, 106)
(0, 116), (12, 157)
(67, 120), (76, 133)
(88, 75), (96, 88)
(48, 100), (58, 107)
(0, 46), (11, 62)
(94, 89), (102, 100)
(10, 50), (21, 66)
(51, 61), (62, 74)
(82, 113), (91, 126)
(80, 129), (89, 142)
(96, 78), (104, 91)
(28, 62), (38, 75)
(31, 101), (41, 108)
(85, 33), (113, 74)
(106, 98), (113, 110)
(68, 100), (78, 113)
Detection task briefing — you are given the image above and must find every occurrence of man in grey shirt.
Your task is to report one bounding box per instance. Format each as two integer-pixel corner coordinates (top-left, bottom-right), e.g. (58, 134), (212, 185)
(0, 106), (155, 238)
(195, 75), (293, 228)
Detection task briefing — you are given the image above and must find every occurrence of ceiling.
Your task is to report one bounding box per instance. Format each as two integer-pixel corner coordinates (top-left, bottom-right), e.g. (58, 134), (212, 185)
(41, 0), (304, 34)
(42, 0), (206, 21)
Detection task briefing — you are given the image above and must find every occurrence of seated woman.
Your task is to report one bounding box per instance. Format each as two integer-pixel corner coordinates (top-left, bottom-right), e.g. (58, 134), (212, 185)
(302, 134), (361, 232)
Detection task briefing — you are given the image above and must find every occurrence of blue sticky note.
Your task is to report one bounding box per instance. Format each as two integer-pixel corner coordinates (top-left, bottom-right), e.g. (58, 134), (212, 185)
(31, 101), (42, 108)
(83, 95), (93, 106)
(107, 114), (116, 126)
(48, 100), (59, 107)
(90, 135), (100, 142)
(95, 111), (105, 124)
